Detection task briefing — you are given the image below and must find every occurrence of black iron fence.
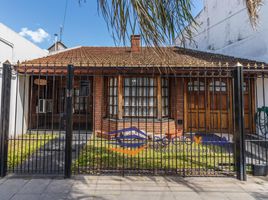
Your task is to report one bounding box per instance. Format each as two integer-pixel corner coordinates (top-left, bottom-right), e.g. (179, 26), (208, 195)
(0, 63), (267, 179)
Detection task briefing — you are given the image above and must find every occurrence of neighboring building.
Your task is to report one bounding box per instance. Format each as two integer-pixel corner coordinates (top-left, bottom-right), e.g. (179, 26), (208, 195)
(16, 35), (264, 136)
(0, 22), (47, 135)
(176, 0), (268, 63)
(48, 41), (67, 53)
(0, 23), (47, 65)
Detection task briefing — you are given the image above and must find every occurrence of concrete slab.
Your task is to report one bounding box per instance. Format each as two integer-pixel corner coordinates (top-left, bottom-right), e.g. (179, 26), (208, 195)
(0, 175), (267, 200)
(224, 192), (257, 200)
(118, 192), (176, 200)
(198, 192), (229, 200)
(10, 194), (41, 200)
(18, 179), (51, 194)
(40, 193), (69, 200)
(0, 179), (29, 200)
(0, 178), (7, 185)
(44, 179), (73, 194)
(172, 192), (202, 200)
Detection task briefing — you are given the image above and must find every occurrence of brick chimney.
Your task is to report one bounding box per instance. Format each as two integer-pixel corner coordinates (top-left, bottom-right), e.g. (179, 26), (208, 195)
(131, 35), (141, 53)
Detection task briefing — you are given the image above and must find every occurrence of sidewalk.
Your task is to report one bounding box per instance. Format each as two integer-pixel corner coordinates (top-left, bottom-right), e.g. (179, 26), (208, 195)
(0, 175), (267, 200)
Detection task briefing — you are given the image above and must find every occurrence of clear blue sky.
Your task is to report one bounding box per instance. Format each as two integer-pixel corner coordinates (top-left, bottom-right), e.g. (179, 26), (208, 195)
(0, 0), (203, 49)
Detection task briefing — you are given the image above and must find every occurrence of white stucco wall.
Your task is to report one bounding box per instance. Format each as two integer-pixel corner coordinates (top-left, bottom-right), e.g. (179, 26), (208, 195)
(0, 23), (47, 136)
(177, 0), (268, 63)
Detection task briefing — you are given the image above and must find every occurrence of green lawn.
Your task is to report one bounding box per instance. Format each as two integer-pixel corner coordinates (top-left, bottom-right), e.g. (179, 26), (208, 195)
(73, 138), (234, 174)
(8, 133), (58, 170)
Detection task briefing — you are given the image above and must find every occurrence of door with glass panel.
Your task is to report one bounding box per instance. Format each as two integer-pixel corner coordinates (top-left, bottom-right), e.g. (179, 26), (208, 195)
(72, 78), (93, 130)
(186, 79), (207, 132)
(186, 79), (232, 133)
(208, 79), (231, 133)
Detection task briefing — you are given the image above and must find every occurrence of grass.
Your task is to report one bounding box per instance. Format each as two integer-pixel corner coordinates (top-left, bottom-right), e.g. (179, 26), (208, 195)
(8, 133), (58, 170)
(73, 138), (234, 174)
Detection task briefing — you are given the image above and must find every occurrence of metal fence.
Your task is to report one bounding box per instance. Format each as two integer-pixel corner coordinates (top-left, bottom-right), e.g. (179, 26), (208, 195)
(0, 63), (267, 179)
(244, 69), (268, 174)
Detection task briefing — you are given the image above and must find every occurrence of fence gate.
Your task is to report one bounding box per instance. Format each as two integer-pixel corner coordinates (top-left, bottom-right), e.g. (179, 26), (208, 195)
(1, 63), (267, 179)
(1, 65), (70, 176)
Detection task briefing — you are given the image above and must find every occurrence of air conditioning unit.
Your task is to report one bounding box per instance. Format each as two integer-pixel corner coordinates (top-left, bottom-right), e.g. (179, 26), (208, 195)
(36, 99), (53, 113)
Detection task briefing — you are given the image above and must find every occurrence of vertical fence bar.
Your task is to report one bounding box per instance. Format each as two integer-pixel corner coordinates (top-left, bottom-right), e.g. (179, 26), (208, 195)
(65, 65), (74, 178)
(233, 65), (246, 181)
(0, 64), (12, 177)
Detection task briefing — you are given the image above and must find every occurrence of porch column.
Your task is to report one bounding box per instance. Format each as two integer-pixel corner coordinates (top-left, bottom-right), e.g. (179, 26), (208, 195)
(93, 76), (104, 132)
(157, 76), (162, 120)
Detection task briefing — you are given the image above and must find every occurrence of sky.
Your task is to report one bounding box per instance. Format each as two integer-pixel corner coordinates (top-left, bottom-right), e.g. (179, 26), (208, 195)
(0, 0), (203, 49)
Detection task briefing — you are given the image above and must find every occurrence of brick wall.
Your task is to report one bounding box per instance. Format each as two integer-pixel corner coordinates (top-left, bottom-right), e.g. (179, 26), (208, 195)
(93, 76), (184, 136)
(93, 76), (104, 132)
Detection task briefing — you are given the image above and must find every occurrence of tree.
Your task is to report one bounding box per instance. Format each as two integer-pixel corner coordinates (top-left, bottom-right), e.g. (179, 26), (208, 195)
(82, 0), (262, 47)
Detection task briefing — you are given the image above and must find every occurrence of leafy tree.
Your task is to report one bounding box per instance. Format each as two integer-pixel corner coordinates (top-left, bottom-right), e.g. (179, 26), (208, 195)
(81, 0), (262, 47)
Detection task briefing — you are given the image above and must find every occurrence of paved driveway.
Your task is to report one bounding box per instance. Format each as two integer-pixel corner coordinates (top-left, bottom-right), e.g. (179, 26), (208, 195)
(0, 175), (267, 200)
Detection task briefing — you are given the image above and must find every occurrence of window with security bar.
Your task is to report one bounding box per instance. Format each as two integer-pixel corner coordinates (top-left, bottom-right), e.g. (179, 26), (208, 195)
(162, 77), (169, 117)
(123, 77), (157, 118)
(107, 77), (118, 117)
(74, 80), (90, 114)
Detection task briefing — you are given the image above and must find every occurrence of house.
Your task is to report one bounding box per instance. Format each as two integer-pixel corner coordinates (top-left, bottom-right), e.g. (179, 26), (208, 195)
(0, 23), (48, 136)
(15, 35), (265, 137)
(47, 41), (67, 53)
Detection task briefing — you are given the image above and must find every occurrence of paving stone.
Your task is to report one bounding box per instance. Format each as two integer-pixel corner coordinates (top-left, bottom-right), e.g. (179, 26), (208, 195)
(0, 179), (29, 200)
(10, 194), (41, 200)
(45, 179), (73, 194)
(225, 192), (257, 200)
(238, 182), (268, 192)
(172, 192), (202, 200)
(40, 193), (69, 200)
(0, 176), (267, 200)
(18, 179), (51, 194)
(249, 192), (268, 200)
(119, 192), (175, 200)
(198, 192), (229, 200)
(0, 178), (7, 185)
(67, 192), (94, 200)
(92, 194), (119, 200)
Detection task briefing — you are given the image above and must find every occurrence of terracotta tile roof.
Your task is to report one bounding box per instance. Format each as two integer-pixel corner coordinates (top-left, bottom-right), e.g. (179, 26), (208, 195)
(18, 46), (266, 68)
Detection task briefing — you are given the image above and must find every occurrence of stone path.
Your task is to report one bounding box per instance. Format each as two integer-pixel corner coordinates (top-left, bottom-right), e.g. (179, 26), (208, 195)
(0, 175), (267, 200)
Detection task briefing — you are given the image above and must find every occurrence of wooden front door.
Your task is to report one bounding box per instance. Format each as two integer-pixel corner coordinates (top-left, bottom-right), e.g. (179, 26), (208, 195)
(185, 80), (207, 132)
(185, 79), (232, 133)
(185, 78), (256, 133)
(208, 79), (232, 133)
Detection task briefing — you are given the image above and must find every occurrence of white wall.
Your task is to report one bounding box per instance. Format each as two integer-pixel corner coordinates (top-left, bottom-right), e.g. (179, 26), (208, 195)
(8, 74), (30, 136)
(0, 23), (47, 136)
(177, 0), (268, 63)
